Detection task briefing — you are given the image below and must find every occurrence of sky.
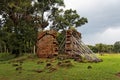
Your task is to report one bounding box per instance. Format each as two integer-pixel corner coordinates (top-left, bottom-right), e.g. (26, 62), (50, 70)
(64, 0), (120, 45)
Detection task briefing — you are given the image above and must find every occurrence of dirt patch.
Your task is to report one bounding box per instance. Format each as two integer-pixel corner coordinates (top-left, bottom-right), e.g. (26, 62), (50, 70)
(57, 60), (73, 67)
(116, 72), (120, 77)
(0, 77), (8, 80)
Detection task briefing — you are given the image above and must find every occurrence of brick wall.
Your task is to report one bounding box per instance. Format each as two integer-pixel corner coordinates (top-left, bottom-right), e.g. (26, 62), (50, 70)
(37, 30), (58, 58)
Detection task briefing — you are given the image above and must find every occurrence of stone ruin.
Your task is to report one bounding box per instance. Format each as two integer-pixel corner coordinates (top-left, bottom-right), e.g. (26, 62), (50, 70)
(36, 30), (58, 58)
(37, 29), (101, 62)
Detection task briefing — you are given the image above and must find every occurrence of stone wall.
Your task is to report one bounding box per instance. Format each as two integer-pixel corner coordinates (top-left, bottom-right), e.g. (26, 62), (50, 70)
(37, 30), (58, 58)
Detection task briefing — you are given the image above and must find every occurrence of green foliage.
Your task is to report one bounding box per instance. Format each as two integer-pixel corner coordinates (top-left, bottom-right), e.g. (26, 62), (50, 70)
(88, 43), (114, 53)
(49, 9), (88, 31)
(34, 0), (64, 30)
(0, 0), (37, 55)
(113, 41), (120, 53)
(88, 45), (98, 53)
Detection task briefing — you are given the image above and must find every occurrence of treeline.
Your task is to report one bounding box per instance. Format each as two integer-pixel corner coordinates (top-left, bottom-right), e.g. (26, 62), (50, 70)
(88, 41), (120, 53)
(0, 0), (87, 57)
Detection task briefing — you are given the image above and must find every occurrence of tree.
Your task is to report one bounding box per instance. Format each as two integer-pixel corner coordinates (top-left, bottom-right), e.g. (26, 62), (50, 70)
(0, 0), (37, 56)
(95, 43), (108, 53)
(113, 41), (120, 53)
(88, 44), (114, 53)
(49, 9), (88, 31)
(95, 43), (102, 53)
(33, 0), (64, 30)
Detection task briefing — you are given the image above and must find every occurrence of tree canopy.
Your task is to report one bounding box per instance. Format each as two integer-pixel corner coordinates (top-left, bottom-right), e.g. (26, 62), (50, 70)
(49, 8), (88, 31)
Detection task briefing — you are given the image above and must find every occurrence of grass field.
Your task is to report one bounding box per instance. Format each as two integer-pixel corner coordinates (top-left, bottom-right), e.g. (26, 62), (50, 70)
(0, 54), (120, 80)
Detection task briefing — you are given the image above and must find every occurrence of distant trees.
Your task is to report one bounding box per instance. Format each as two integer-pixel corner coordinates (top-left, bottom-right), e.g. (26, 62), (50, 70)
(88, 42), (120, 53)
(113, 41), (120, 53)
(88, 45), (98, 53)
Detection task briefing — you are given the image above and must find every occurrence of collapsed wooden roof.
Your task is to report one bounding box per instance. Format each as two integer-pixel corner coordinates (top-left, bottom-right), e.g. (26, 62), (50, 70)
(59, 29), (101, 62)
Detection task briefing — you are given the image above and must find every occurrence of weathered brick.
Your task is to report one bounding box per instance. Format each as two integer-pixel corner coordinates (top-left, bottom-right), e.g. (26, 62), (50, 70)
(37, 30), (58, 58)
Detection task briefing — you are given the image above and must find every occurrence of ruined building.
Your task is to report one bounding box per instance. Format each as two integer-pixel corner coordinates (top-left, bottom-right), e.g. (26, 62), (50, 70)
(36, 30), (58, 58)
(37, 29), (101, 62)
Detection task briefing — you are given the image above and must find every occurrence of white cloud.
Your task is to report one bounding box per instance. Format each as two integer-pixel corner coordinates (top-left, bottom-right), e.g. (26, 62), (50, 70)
(83, 26), (120, 45)
(64, 0), (119, 12)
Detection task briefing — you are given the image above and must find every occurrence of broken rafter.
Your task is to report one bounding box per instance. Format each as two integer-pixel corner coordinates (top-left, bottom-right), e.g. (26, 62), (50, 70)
(58, 29), (101, 62)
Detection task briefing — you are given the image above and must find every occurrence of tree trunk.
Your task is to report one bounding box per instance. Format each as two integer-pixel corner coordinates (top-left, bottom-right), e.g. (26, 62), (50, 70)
(33, 45), (36, 55)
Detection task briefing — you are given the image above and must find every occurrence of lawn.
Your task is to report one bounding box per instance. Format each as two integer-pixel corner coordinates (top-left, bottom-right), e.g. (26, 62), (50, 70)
(0, 54), (120, 80)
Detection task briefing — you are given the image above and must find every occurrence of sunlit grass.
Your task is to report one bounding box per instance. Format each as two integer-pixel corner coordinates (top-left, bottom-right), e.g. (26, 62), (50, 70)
(0, 53), (120, 80)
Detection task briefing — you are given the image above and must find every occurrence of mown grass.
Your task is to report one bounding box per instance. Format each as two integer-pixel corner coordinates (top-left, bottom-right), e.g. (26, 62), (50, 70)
(0, 53), (120, 80)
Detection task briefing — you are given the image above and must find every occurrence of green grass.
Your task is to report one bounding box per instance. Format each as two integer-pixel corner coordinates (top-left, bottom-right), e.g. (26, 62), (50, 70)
(0, 53), (15, 61)
(0, 54), (120, 80)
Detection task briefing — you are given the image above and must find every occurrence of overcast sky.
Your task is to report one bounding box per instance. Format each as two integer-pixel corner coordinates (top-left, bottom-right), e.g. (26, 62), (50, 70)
(64, 0), (120, 45)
